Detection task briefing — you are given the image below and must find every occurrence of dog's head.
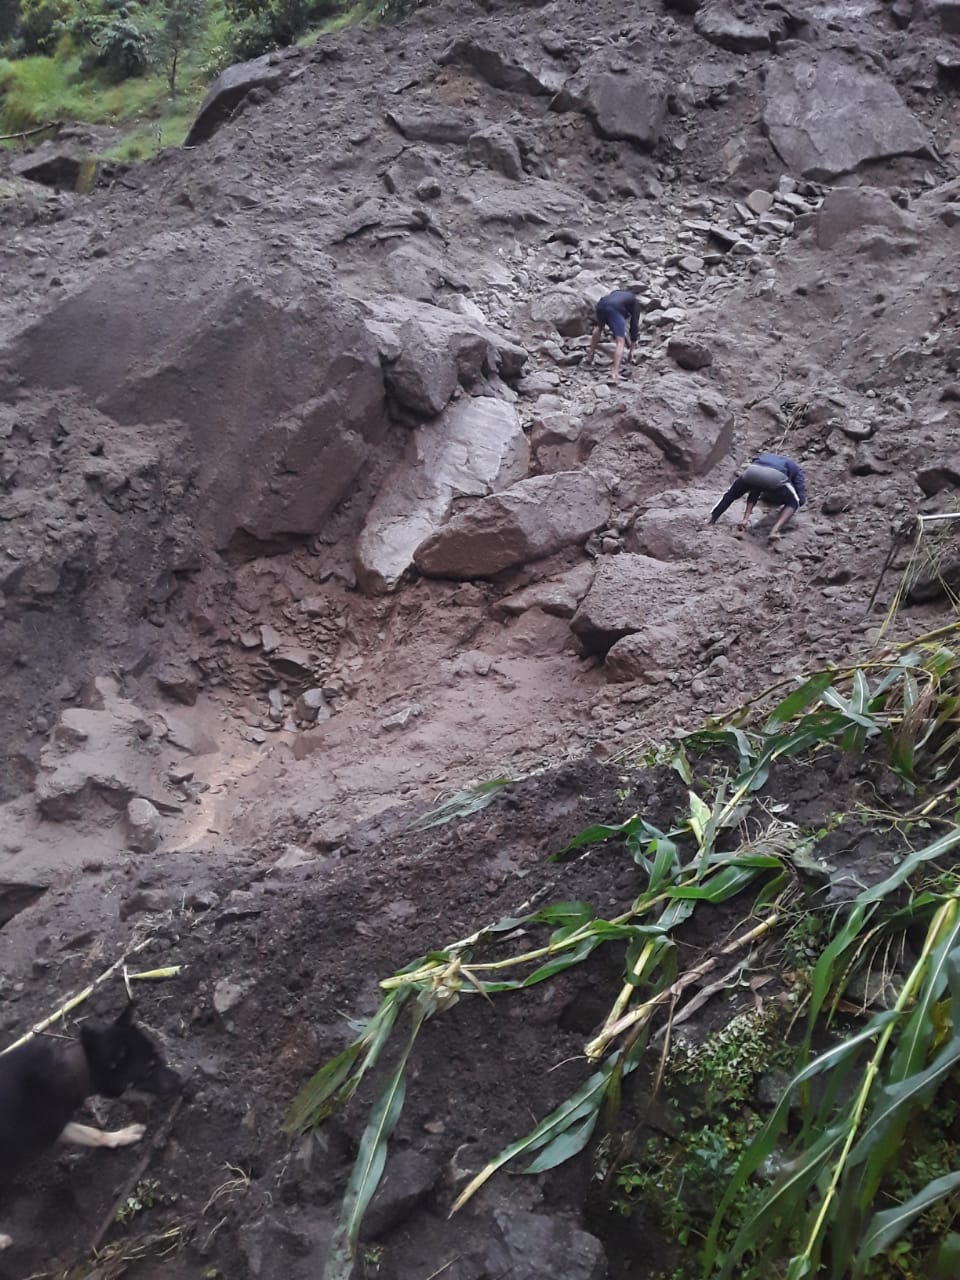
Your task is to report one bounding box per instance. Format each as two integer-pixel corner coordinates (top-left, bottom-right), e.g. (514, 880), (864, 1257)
(80, 1003), (182, 1099)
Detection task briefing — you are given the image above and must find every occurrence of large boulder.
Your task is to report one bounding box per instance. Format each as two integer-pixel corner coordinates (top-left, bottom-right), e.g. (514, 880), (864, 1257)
(439, 34), (568, 96)
(815, 187), (922, 250)
(355, 397), (529, 593)
(11, 141), (97, 192)
(558, 63), (670, 150)
(413, 471), (612, 579)
(762, 52), (932, 179)
(529, 287), (595, 338)
(362, 296), (527, 388)
(457, 173), (583, 225)
(694, 0), (791, 52)
(570, 555), (693, 655)
(185, 52), (289, 146)
(467, 125), (524, 180)
(1, 234), (388, 548)
(385, 105), (479, 145)
(608, 374), (735, 474)
(484, 1210), (607, 1280)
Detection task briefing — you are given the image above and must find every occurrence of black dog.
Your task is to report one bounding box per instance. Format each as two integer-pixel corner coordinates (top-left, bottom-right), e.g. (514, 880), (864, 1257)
(0, 1003), (182, 1250)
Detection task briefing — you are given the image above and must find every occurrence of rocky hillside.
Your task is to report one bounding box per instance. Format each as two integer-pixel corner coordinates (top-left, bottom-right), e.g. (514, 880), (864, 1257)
(1, 0), (960, 1275)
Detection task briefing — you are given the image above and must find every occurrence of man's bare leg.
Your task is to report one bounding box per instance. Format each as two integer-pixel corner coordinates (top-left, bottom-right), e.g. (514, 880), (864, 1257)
(609, 336), (626, 381)
(767, 506), (796, 540)
(583, 325), (601, 366)
(59, 1121), (146, 1149)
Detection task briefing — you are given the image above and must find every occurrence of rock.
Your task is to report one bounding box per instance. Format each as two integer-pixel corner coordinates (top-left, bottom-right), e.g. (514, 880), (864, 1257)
(694, 0), (791, 52)
(160, 712), (218, 757)
(607, 373), (734, 473)
(185, 53), (288, 146)
(916, 460), (960, 496)
(384, 105), (477, 145)
(381, 703), (421, 731)
(457, 173), (582, 225)
(570, 555), (691, 655)
(384, 243), (444, 302)
(530, 288), (595, 339)
(416, 177), (442, 201)
(605, 626), (687, 683)
(294, 689), (330, 724)
(439, 33), (568, 96)
(271, 646), (314, 681)
(565, 68), (670, 150)
(213, 977), (250, 1018)
(517, 371), (561, 396)
(362, 1149), (440, 1241)
(363, 295), (527, 385)
(11, 142), (97, 193)
(126, 797), (162, 853)
(493, 562), (596, 619)
(120, 889), (177, 919)
(414, 471), (612, 580)
(260, 624), (282, 653)
(387, 322), (460, 416)
(155, 662), (200, 706)
(484, 1209), (607, 1280)
(667, 337), (713, 370)
(467, 125), (524, 180)
(815, 187), (920, 250)
(930, 0), (960, 34)
(763, 52), (932, 179)
(745, 188), (774, 215)
(356, 397), (529, 593)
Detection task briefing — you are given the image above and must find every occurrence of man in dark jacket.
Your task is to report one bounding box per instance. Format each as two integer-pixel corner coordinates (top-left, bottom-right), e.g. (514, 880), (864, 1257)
(710, 452), (806, 542)
(583, 288), (642, 382)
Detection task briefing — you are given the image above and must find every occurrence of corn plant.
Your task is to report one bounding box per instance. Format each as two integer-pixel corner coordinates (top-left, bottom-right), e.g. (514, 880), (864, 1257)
(286, 625), (960, 1280)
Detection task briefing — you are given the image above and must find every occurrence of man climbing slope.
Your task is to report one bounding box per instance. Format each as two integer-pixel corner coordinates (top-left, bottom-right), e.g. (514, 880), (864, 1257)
(710, 452), (806, 543)
(583, 287), (642, 382)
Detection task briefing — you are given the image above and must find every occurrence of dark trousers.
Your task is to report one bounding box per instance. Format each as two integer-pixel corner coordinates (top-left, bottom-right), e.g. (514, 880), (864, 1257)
(711, 480), (796, 523)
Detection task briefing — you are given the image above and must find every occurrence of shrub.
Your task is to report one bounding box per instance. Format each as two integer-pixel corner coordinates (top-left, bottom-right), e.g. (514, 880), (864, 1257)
(17, 0), (68, 54)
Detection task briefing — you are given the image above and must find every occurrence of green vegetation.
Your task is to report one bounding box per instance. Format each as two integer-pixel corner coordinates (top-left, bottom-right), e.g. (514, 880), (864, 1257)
(286, 624), (960, 1280)
(0, 0), (430, 156)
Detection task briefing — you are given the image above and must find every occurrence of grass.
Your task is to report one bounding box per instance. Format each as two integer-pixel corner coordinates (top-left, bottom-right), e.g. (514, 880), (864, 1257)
(284, 623), (960, 1280)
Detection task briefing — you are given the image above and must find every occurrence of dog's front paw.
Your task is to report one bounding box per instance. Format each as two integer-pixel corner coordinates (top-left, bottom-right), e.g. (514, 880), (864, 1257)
(0, 1232), (13, 1250)
(109, 1123), (146, 1148)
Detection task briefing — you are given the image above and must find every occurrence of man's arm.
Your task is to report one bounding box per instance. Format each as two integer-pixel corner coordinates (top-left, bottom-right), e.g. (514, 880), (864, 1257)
(787, 461), (806, 506)
(628, 298), (641, 345)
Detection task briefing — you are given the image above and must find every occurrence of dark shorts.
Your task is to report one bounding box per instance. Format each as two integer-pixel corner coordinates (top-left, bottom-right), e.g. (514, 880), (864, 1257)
(751, 484), (800, 511)
(595, 302), (626, 339)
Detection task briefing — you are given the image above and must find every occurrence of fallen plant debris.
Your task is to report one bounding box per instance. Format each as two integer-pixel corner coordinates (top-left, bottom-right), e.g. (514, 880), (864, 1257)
(288, 626), (960, 1279)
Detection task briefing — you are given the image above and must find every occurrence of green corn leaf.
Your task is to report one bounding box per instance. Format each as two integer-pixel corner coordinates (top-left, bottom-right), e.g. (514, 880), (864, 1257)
(554, 816), (644, 858)
(285, 991), (407, 1134)
(857, 826), (960, 905)
(404, 778), (514, 832)
(523, 1109), (600, 1175)
(322, 994), (434, 1280)
(889, 912), (960, 1080)
(765, 671), (835, 729)
(667, 864), (761, 902)
(934, 1232), (960, 1279)
(451, 1061), (616, 1214)
(718, 1124), (846, 1279)
(851, 1170), (960, 1279)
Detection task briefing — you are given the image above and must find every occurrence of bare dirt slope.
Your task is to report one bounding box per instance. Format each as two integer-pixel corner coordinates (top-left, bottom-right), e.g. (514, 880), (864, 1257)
(1, 0), (960, 1274)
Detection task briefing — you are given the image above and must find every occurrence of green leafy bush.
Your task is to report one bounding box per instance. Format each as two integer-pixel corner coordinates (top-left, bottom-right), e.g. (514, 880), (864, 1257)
(16, 0), (68, 53)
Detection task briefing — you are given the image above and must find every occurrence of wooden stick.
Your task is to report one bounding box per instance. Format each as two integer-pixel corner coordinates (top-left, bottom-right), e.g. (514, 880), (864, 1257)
(88, 1097), (184, 1256)
(0, 120), (62, 142)
(1, 938), (154, 1056)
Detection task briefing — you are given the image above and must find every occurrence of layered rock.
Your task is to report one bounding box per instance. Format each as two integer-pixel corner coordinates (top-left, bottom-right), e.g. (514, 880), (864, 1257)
(414, 472), (612, 580)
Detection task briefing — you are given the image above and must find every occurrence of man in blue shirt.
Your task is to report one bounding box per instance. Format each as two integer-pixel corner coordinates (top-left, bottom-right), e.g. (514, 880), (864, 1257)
(583, 288), (642, 383)
(709, 453), (806, 542)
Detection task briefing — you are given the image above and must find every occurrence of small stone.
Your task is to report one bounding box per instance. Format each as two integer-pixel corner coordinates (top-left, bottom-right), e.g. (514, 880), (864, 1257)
(667, 337), (713, 371)
(260, 624), (282, 653)
(168, 765), (194, 784)
(678, 254), (705, 272)
(381, 703), (422, 731)
(248, 729), (266, 744)
(295, 688), (330, 724)
(271, 646), (314, 680)
(746, 189), (774, 215)
(416, 177), (442, 201)
(840, 421), (875, 441)
(213, 977), (249, 1017)
(126, 797), (162, 853)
